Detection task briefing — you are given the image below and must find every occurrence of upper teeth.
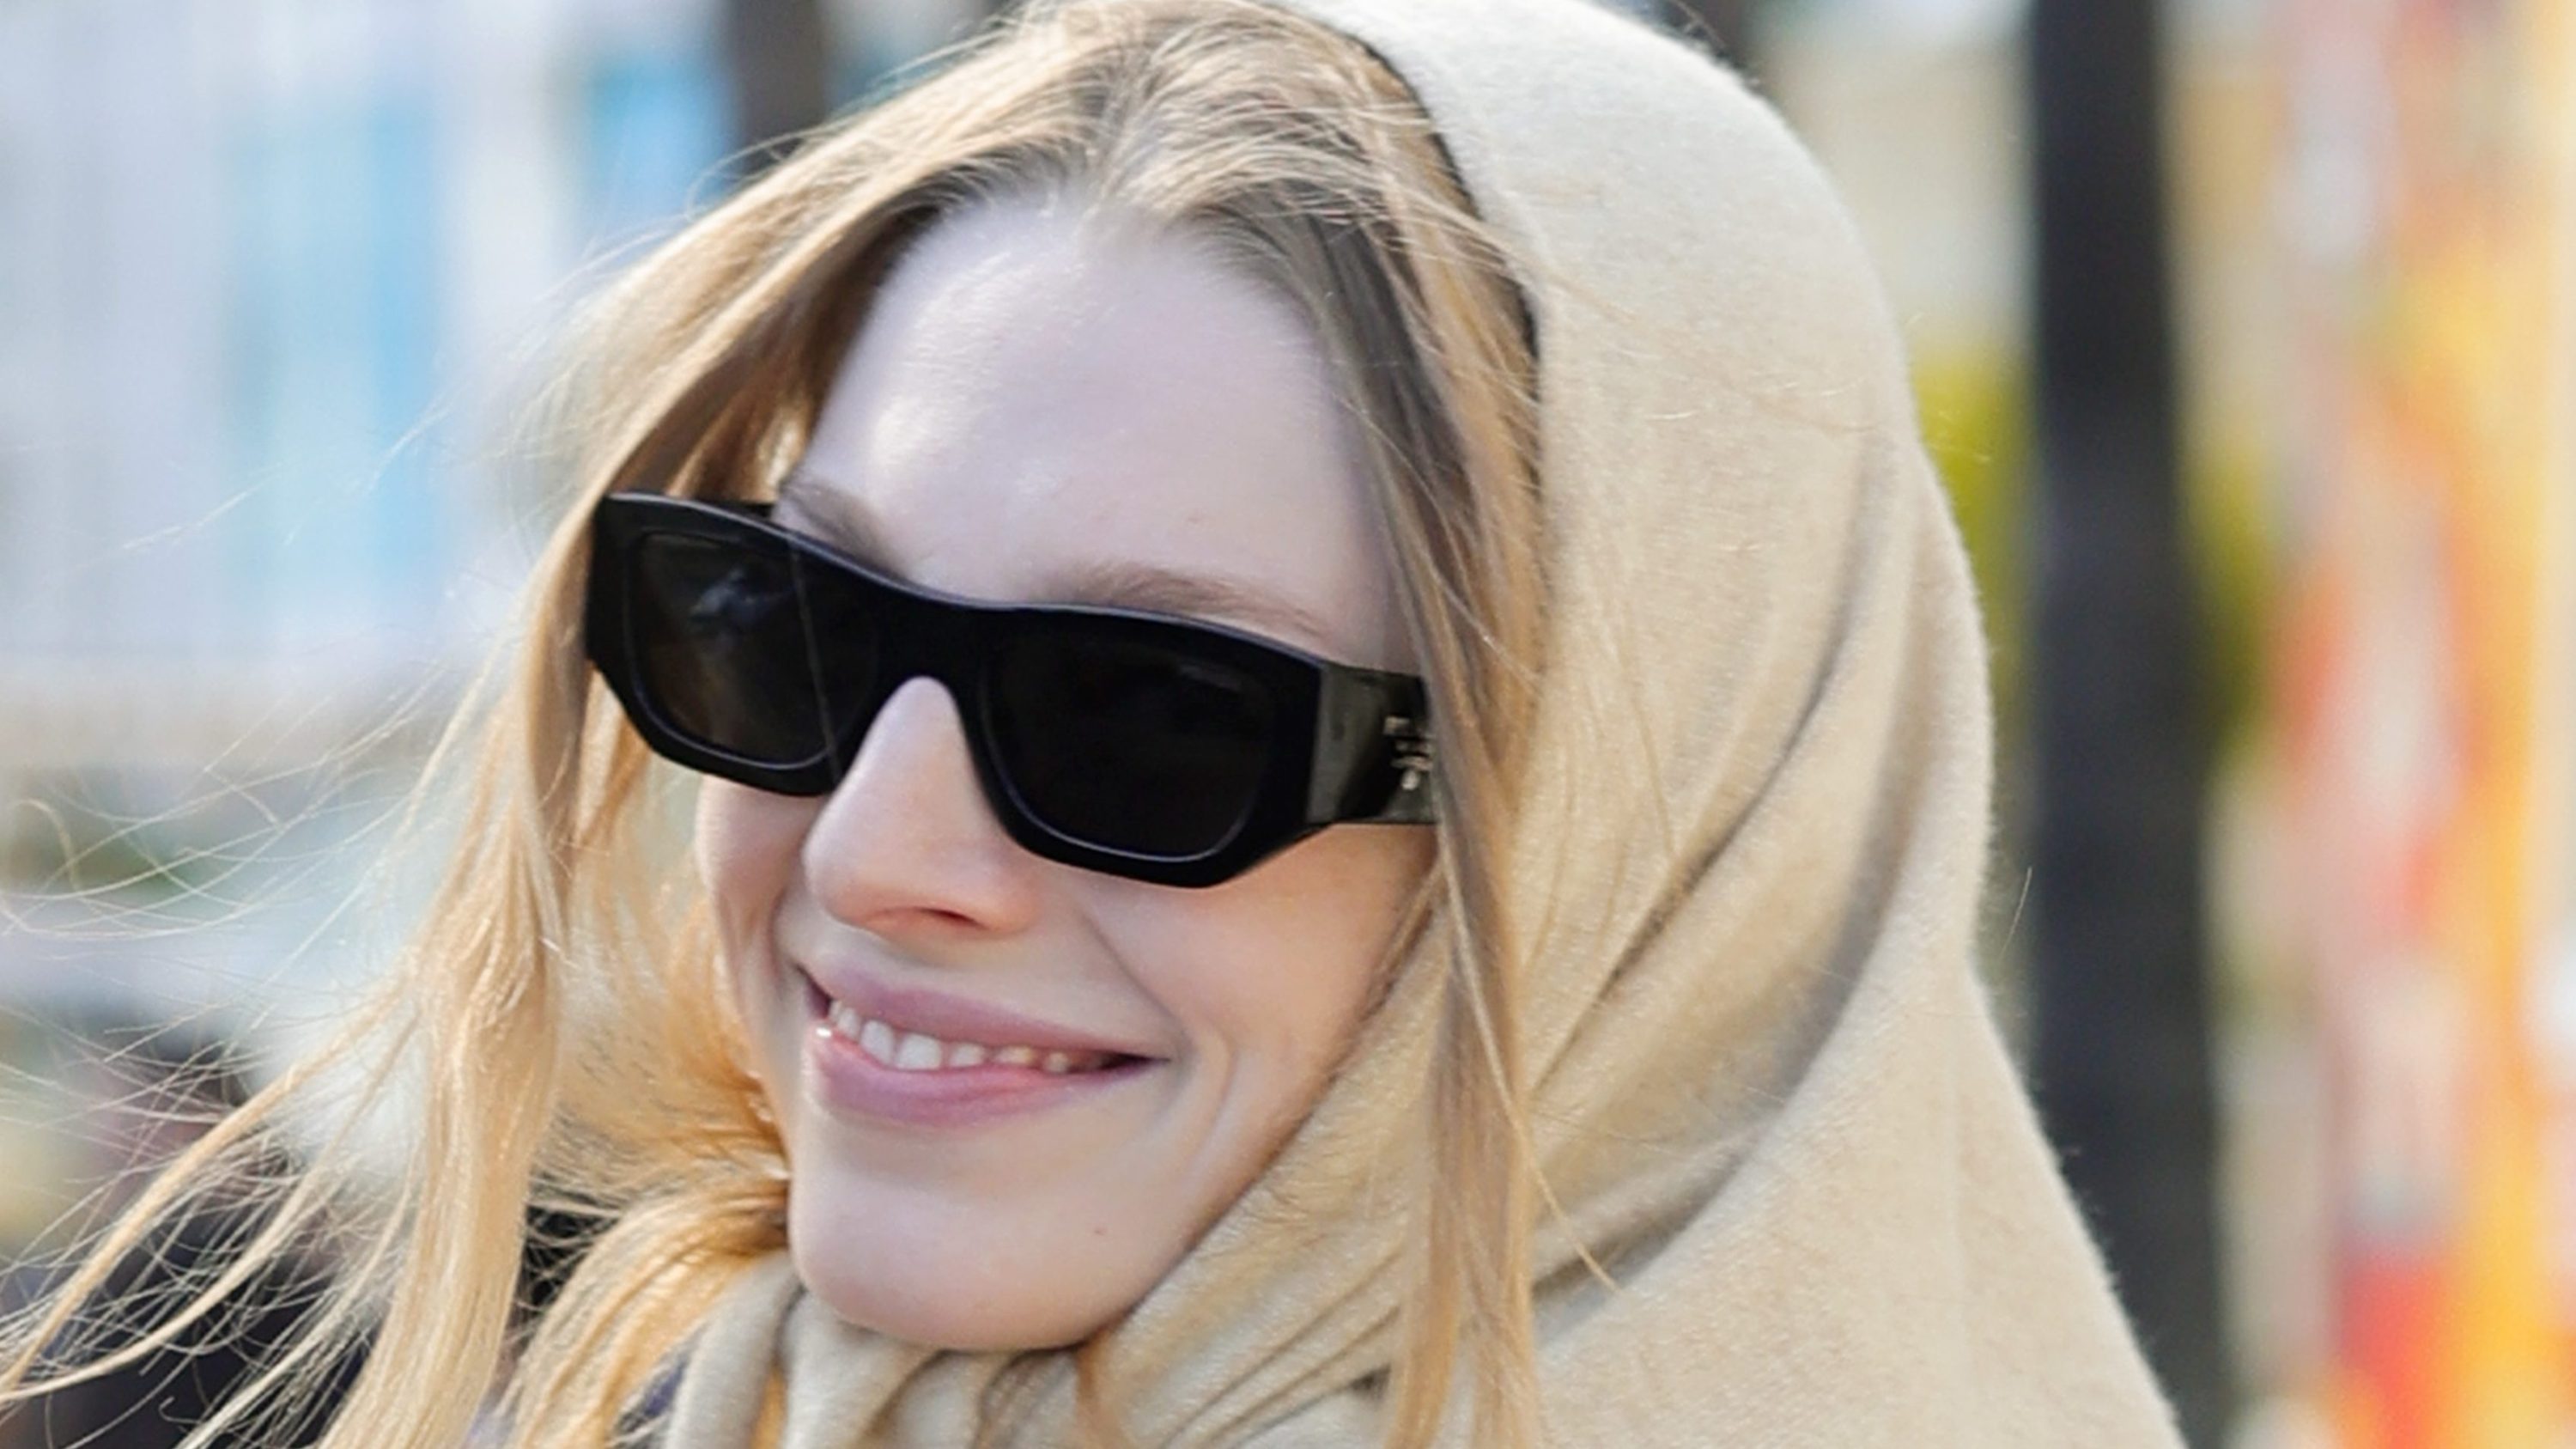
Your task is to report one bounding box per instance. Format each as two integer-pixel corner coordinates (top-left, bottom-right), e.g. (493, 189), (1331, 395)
(825, 1000), (1110, 1075)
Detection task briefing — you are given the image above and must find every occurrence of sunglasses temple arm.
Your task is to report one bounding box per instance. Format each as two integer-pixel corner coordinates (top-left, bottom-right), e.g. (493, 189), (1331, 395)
(1305, 678), (1437, 826)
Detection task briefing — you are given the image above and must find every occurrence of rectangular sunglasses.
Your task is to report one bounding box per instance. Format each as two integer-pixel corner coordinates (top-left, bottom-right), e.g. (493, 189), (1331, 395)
(583, 492), (1436, 888)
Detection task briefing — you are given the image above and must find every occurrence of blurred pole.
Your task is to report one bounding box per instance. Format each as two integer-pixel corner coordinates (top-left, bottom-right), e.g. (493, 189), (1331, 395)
(722, 0), (833, 173)
(2024, 0), (2228, 1442)
(1663, 0), (1760, 78)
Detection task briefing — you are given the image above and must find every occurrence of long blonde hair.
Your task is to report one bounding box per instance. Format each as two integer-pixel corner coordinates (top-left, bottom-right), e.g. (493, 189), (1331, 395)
(0, 2), (1548, 1444)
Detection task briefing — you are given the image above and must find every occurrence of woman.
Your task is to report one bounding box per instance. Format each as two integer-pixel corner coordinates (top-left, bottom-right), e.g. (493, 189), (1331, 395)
(2, 0), (2183, 1443)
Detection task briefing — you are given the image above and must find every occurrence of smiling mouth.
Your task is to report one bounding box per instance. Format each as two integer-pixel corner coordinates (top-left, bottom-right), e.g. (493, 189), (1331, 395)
(799, 973), (1149, 1078)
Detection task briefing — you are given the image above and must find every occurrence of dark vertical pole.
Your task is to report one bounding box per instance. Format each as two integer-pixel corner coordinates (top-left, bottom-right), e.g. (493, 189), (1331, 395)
(2025, 0), (2229, 1442)
(1663, 0), (1760, 79)
(721, 0), (833, 174)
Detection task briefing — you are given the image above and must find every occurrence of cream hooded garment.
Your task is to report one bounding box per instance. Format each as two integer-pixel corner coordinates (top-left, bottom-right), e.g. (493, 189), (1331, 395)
(665, 0), (2184, 1441)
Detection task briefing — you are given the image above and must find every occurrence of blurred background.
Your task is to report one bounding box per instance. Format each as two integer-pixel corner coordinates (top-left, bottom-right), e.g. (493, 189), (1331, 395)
(0, 0), (2568, 1444)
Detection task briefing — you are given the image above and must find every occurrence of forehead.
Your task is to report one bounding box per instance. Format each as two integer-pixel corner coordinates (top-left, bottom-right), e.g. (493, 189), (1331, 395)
(790, 195), (1402, 666)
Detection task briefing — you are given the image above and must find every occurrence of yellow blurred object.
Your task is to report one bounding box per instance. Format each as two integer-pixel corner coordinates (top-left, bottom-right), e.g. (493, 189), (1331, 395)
(2196, 0), (2576, 1443)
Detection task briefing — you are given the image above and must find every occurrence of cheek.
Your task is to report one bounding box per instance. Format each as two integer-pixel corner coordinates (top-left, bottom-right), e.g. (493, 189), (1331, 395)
(694, 782), (821, 1044)
(696, 781), (813, 920)
(1125, 825), (1435, 1119)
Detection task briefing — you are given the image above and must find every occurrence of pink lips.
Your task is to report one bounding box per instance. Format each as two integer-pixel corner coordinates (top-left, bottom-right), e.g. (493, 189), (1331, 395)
(802, 965), (1151, 1060)
(796, 968), (1159, 1129)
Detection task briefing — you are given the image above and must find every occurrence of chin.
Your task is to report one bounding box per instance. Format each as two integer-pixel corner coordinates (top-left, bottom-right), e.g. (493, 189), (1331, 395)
(789, 1235), (1115, 1352)
(783, 1179), (1135, 1352)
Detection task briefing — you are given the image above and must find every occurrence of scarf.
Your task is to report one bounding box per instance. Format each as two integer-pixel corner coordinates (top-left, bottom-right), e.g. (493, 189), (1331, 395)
(665, 0), (2184, 1440)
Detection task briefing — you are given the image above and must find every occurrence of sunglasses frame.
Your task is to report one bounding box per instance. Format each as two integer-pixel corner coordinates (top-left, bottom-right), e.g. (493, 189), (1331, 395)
(584, 492), (1436, 888)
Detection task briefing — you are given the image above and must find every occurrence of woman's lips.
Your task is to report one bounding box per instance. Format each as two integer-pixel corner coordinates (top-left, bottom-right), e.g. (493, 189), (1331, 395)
(797, 961), (1157, 1060)
(797, 970), (1159, 1128)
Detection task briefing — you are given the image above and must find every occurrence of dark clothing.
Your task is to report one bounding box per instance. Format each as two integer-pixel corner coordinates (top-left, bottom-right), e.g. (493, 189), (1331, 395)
(2, 1205), (361, 1449)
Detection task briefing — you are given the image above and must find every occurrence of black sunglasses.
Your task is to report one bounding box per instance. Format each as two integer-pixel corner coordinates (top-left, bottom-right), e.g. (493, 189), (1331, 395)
(582, 493), (1436, 888)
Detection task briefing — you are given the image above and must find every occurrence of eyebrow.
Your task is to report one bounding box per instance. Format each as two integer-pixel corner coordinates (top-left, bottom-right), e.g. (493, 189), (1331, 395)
(775, 467), (1346, 650)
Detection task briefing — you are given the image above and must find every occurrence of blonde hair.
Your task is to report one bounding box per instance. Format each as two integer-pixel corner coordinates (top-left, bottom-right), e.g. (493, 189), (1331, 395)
(0, 2), (1548, 1444)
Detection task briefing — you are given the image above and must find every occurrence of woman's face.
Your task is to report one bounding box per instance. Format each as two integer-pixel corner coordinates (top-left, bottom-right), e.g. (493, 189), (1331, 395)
(696, 195), (1432, 1350)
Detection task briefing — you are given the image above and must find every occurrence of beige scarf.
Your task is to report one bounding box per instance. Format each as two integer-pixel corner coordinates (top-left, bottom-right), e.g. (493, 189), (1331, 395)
(665, 0), (2184, 1441)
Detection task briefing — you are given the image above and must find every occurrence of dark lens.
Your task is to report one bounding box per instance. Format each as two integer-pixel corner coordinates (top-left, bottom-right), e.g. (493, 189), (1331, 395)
(629, 533), (871, 767)
(987, 631), (1276, 859)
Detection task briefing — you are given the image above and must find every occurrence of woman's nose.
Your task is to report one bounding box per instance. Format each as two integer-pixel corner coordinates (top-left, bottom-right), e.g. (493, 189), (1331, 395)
(801, 676), (1044, 941)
